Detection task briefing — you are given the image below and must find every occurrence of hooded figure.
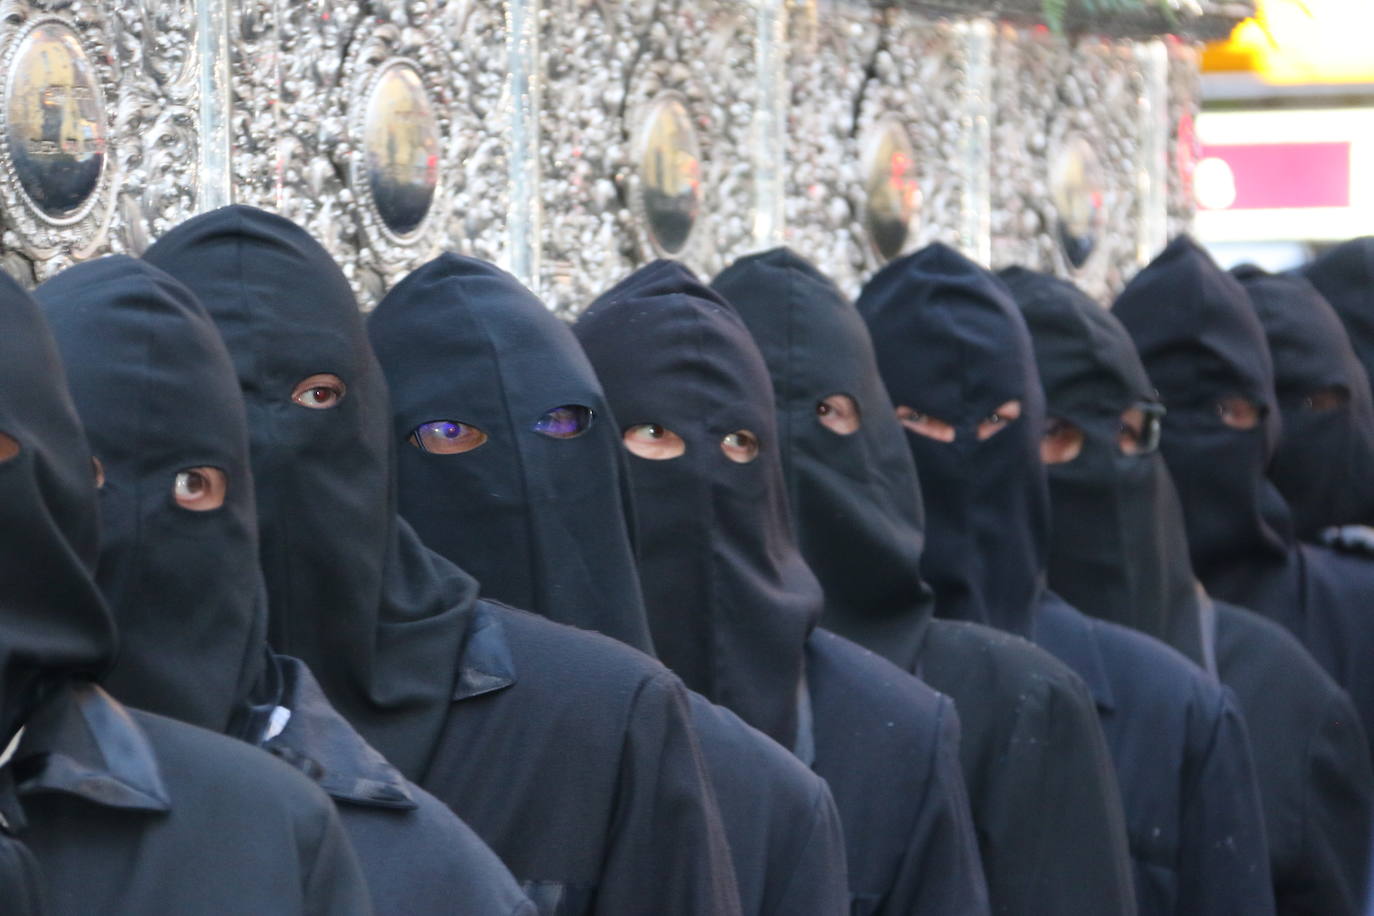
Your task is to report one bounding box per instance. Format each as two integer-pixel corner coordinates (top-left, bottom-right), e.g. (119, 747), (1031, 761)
(0, 268), (371, 914)
(577, 260), (993, 916)
(40, 255), (537, 916)
(1303, 237), (1374, 387)
(1115, 236), (1374, 759)
(1232, 267), (1374, 540)
(145, 205), (740, 916)
(1014, 264), (1374, 916)
(368, 252), (850, 916)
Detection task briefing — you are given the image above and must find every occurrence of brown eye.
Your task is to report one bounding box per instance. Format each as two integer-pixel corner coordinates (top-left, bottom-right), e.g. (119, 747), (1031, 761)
(721, 430), (760, 464)
(407, 420), (489, 455)
(173, 467), (227, 511)
(1302, 387), (1349, 412)
(977, 400), (1022, 441)
(1217, 396), (1262, 430)
(0, 431), (18, 463)
(623, 424), (686, 460)
(291, 374), (347, 410)
(533, 405), (594, 439)
(1041, 418), (1084, 465)
(816, 394), (861, 435)
(895, 405), (955, 443)
(92, 456), (105, 489)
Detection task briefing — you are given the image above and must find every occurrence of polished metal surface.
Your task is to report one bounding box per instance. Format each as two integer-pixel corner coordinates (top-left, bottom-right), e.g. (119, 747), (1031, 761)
(362, 60), (440, 239)
(861, 116), (920, 261)
(634, 93), (702, 258)
(4, 20), (106, 224)
(1050, 131), (1106, 269)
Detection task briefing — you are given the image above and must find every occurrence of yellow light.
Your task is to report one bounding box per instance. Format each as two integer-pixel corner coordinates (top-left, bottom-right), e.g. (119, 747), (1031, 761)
(1203, 0), (1374, 85)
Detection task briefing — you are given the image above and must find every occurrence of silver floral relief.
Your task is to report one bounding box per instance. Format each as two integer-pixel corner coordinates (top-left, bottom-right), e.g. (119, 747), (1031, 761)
(989, 26), (1148, 302)
(228, 0), (507, 308)
(1165, 38), (1201, 244)
(782, 0), (881, 298)
(538, 0), (756, 314)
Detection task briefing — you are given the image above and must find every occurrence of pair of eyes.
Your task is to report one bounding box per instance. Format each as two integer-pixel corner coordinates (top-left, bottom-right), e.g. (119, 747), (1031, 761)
(1040, 405), (1162, 465)
(618, 393), (860, 463)
(895, 400), (1022, 443)
(408, 405), (594, 454)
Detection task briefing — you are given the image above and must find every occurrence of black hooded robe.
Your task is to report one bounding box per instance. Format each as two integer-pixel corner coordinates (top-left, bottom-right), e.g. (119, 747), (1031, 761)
(144, 206), (740, 916)
(0, 270), (372, 915)
(39, 255), (537, 916)
(1115, 236), (1374, 765)
(366, 252), (850, 916)
(1001, 264), (1373, 915)
(576, 260), (992, 916)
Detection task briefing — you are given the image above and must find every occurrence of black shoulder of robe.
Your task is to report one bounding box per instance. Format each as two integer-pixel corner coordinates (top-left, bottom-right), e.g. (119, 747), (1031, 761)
(17, 683), (372, 915)
(1213, 600), (1374, 916)
(265, 656), (537, 916)
(1037, 593), (1273, 916)
(369, 252), (850, 916)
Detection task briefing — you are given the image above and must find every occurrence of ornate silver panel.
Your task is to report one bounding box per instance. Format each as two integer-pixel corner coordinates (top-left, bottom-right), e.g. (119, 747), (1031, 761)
(1166, 39), (1202, 244)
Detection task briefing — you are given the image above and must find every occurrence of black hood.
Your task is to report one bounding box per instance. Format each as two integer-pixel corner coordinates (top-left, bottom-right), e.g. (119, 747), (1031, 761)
(856, 243), (1045, 637)
(1003, 265), (1210, 667)
(0, 272), (114, 743)
(144, 206), (473, 778)
(1303, 237), (1374, 387)
(575, 260), (821, 748)
(1233, 266), (1374, 537)
(1113, 236), (1293, 582)
(713, 248), (933, 672)
(39, 256), (269, 737)
(367, 253), (655, 654)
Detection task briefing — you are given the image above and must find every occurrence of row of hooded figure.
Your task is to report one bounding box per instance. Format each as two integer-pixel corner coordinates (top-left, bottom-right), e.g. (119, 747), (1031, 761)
(2, 204), (1372, 916)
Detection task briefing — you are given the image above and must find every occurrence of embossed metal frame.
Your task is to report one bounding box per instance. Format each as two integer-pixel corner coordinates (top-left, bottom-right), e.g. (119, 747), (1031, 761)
(341, 10), (455, 272)
(628, 90), (706, 262)
(859, 113), (922, 263)
(0, 11), (117, 255)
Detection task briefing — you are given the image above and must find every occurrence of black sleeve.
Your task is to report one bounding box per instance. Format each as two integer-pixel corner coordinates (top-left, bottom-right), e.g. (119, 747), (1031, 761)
(302, 798), (376, 916)
(989, 672), (1137, 916)
(884, 696), (990, 916)
(596, 672), (743, 916)
(1293, 687), (1374, 915)
(0, 834), (44, 915)
(1175, 687), (1275, 915)
(768, 771), (850, 916)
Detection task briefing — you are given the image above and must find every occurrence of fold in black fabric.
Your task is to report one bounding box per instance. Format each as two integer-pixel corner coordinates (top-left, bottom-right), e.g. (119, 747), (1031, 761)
(38, 256), (269, 738)
(366, 253), (654, 653)
(574, 261), (820, 748)
(713, 248), (933, 671)
(1232, 267), (1374, 537)
(1001, 265), (1210, 669)
(144, 206), (473, 779)
(855, 244), (1044, 637)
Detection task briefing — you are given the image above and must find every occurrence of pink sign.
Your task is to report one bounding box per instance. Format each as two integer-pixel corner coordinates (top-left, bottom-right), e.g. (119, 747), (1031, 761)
(1198, 142), (1351, 210)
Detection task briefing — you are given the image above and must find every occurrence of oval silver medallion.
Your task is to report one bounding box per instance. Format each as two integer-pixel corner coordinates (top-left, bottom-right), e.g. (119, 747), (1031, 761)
(1050, 134), (1107, 269)
(635, 94), (701, 257)
(862, 118), (920, 262)
(363, 61), (440, 240)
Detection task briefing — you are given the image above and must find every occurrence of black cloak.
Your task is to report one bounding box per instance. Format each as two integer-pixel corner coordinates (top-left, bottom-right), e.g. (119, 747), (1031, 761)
(40, 255), (537, 916)
(367, 252), (850, 916)
(1302, 237), (1374, 389)
(1232, 267), (1374, 538)
(1114, 236), (1374, 759)
(715, 249), (1146, 916)
(0, 268), (372, 914)
(145, 206), (740, 916)
(577, 260), (993, 916)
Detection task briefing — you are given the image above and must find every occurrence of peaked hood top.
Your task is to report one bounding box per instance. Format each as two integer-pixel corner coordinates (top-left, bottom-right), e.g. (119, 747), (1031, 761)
(1003, 265), (1209, 667)
(856, 243), (1046, 637)
(713, 248), (933, 671)
(144, 206), (473, 778)
(574, 260), (821, 748)
(367, 252), (654, 653)
(1113, 236), (1294, 580)
(1303, 237), (1374, 386)
(1233, 266), (1374, 537)
(0, 271), (114, 743)
(39, 256), (269, 736)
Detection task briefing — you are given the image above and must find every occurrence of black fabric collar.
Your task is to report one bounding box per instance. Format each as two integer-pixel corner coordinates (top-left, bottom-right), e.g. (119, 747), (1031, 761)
(714, 248), (934, 671)
(10, 683), (170, 826)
